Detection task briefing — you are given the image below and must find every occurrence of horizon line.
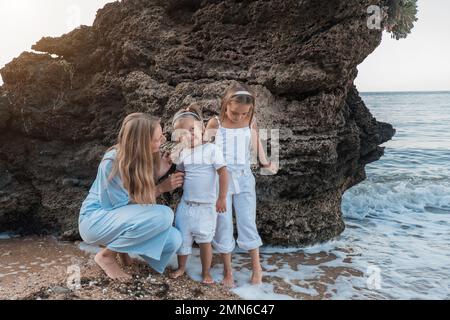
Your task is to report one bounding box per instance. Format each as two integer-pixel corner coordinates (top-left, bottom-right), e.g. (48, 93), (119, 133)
(360, 90), (450, 94)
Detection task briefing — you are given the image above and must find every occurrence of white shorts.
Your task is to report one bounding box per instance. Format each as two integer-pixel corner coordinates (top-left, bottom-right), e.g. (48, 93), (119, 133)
(175, 198), (218, 255)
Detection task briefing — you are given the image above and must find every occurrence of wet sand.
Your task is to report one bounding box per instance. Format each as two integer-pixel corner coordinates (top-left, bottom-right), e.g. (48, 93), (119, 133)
(256, 251), (364, 300)
(0, 236), (366, 300)
(0, 236), (237, 300)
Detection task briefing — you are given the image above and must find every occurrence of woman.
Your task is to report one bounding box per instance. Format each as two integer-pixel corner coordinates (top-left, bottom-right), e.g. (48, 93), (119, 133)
(79, 113), (184, 281)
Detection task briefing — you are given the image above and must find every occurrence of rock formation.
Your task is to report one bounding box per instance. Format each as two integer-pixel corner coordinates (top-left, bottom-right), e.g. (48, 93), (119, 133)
(0, 0), (395, 245)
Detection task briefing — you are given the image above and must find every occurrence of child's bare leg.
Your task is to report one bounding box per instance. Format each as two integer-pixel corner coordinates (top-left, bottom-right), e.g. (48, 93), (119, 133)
(199, 243), (214, 284)
(249, 248), (263, 285)
(221, 253), (235, 288)
(170, 255), (188, 279)
(117, 253), (134, 266)
(94, 248), (131, 281)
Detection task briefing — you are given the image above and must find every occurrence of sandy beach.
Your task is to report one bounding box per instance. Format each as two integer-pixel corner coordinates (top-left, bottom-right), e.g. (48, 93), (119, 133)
(0, 235), (371, 300)
(0, 236), (238, 300)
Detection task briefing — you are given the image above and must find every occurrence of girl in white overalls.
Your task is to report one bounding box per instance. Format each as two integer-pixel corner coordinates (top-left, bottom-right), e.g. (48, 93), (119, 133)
(206, 84), (278, 287)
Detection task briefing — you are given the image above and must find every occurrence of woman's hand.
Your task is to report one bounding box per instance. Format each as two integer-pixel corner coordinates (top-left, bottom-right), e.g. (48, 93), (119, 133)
(156, 171), (185, 195)
(159, 152), (173, 179)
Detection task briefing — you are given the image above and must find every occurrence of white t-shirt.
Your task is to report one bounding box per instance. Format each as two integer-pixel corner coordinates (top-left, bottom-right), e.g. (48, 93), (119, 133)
(176, 143), (226, 204)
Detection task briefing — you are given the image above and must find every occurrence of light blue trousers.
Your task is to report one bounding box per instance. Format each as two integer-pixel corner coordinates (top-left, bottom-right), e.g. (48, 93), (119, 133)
(79, 204), (181, 274)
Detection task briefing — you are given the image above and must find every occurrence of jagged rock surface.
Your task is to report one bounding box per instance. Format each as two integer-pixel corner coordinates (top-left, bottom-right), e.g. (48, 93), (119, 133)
(0, 0), (395, 245)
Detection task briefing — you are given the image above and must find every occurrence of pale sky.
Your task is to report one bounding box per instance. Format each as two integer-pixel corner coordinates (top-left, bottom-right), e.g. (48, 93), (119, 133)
(356, 0), (450, 92)
(0, 0), (449, 92)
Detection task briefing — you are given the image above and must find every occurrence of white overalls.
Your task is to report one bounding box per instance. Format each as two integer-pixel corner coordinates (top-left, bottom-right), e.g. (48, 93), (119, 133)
(212, 117), (263, 253)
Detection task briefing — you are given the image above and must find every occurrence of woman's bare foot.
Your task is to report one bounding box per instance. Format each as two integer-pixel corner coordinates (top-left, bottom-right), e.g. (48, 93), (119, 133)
(202, 273), (214, 285)
(250, 269), (263, 285)
(221, 273), (235, 288)
(117, 253), (134, 266)
(94, 249), (132, 281)
(170, 268), (186, 279)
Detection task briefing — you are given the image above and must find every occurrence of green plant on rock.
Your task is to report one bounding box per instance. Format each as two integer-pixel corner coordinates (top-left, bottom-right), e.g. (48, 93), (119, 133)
(385, 0), (418, 40)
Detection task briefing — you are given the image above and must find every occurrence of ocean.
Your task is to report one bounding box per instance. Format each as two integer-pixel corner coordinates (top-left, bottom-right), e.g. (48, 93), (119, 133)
(338, 91), (450, 299)
(338, 92), (450, 299)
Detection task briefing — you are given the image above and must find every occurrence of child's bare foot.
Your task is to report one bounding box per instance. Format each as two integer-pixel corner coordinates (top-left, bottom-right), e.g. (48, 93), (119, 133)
(117, 253), (134, 266)
(221, 273), (235, 288)
(95, 250), (132, 281)
(250, 269), (263, 285)
(170, 268), (186, 279)
(202, 273), (214, 285)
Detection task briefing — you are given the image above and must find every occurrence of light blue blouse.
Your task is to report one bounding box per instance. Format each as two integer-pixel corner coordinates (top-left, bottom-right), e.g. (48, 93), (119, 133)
(80, 149), (129, 215)
(78, 149), (182, 274)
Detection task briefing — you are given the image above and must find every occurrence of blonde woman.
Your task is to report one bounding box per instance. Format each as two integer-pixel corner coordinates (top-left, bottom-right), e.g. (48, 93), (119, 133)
(79, 113), (184, 281)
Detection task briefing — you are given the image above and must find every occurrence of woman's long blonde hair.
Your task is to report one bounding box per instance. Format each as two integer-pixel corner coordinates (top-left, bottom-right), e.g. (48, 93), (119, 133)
(219, 83), (256, 127)
(107, 113), (161, 205)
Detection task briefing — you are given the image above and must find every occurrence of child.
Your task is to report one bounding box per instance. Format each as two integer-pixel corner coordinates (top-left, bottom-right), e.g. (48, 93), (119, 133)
(170, 105), (229, 284)
(205, 84), (278, 287)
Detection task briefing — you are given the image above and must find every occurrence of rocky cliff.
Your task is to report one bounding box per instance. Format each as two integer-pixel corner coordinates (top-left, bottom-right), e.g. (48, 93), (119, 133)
(0, 0), (395, 245)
